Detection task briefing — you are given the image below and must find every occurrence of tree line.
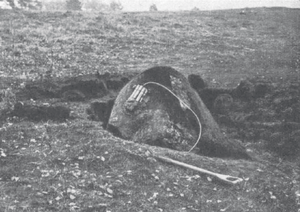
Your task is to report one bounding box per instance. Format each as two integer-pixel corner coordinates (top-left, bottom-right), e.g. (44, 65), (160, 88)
(2, 0), (124, 11)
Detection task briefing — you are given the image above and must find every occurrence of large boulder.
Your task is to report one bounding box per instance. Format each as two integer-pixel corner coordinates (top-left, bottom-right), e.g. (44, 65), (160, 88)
(107, 66), (251, 159)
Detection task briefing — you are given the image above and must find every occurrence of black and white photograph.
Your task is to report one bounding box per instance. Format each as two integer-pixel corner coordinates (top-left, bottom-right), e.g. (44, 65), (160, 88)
(0, 0), (300, 211)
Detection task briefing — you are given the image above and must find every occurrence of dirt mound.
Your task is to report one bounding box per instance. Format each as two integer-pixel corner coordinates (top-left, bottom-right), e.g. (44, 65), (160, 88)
(15, 72), (130, 102)
(9, 102), (70, 122)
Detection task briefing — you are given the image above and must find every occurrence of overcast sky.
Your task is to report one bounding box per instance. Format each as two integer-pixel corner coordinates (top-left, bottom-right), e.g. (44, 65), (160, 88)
(118, 0), (300, 11)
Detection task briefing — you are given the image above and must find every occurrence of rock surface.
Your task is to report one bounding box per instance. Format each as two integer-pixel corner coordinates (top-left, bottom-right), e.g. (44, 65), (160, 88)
(108, 66), (251, 159)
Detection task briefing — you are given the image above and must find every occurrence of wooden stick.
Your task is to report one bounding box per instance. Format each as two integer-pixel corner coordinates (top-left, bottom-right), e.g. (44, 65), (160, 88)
(155, 155), (243, 185)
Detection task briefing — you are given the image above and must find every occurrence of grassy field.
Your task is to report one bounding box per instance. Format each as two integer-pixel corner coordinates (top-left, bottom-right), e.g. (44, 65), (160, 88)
(0, 7), (300, 212)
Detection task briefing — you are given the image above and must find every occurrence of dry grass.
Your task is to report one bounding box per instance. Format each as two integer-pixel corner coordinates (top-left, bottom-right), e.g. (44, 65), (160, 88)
(0, 120), (298, 211)
(0, 7), (300, 211)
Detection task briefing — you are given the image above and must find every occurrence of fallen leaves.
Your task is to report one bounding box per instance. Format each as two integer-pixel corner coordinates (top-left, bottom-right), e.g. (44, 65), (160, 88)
(0, 148), (7, 157)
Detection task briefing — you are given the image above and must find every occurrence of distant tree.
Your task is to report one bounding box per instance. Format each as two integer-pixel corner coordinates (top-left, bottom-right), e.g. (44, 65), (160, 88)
(5, 0), (42, 10)
(6, 0), (15, 8)
(19, 0), (42, 10)
(83, 0), (109, 11)
(18, 0), (32, 9)
(32, 0), (42, 9)
(149, 4), (157, 11)
(110, 0), (123, 11)
(66, 0), (82, 10)
(191, 7), (199, 12)
(42, 0), (66, 11)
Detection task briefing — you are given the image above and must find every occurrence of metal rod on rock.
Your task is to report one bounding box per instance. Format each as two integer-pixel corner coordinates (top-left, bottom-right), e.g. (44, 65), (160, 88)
(142, 81), (202, 152)
(126, 82), (243, 185)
